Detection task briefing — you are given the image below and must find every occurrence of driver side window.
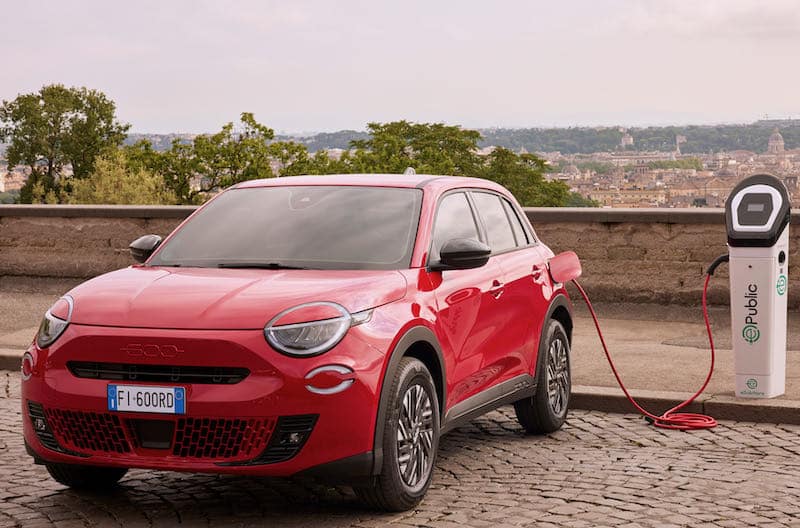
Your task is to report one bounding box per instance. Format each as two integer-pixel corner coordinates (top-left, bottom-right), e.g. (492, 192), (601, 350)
(430, 192), (480, 263)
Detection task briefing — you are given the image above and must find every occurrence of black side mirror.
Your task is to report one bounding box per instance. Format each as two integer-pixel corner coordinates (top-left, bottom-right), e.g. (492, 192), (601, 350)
(433, 238), (491, 271)
(129, 235), (163, 263)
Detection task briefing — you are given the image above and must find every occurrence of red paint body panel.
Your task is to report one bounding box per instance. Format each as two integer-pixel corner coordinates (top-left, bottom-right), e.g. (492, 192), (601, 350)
(68, 267), (407, 329)
(548, 251), (583, 284)
(22, 174), (570, 478)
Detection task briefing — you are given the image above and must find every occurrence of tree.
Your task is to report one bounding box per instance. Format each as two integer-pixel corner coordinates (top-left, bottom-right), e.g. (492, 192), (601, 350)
(348, 121), (483, 175)
(64, 149), (176, 205)
(0, 85), (130, 203)
(480, 148), (570, 206)
(566, 192), (599, 207)
(130, 113), (275, 204)
(0, 190), (19, 204)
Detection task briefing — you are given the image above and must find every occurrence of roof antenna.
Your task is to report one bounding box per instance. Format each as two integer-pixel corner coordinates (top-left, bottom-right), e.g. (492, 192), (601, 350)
(403, 167), (416, 175)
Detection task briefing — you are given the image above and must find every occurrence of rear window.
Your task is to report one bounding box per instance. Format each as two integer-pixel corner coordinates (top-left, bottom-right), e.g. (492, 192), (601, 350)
(471, 192), (517, 253)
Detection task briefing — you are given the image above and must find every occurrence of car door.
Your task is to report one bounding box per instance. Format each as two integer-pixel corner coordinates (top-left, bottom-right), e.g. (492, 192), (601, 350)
(428, 191), (507, 410)
(470, 191), (551, 383)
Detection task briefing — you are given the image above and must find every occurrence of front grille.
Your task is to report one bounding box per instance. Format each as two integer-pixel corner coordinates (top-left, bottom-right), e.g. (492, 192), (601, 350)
(30, 403), (283, 463)
(172, 417), (275, 460)
(45, 409), (131, 454)
(67, 361), (250, 384)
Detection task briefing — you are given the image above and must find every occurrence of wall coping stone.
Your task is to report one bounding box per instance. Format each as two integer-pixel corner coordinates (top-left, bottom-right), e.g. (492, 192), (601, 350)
(0, 204), (196, 219)
(1, 204), (799, 225)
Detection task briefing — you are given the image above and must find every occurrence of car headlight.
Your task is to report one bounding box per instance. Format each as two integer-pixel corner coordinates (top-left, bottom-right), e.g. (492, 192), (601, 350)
(36, 296), (73, 348)
(264, 302), (373, 357)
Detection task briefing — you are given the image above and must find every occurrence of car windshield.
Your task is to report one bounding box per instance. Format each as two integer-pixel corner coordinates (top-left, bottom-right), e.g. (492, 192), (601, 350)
(149, 185), (423, 270)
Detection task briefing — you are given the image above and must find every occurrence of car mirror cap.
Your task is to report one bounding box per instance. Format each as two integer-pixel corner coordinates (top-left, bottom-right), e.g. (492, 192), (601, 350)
(436, 238), (491, 270)
(129, 234), (163, 264)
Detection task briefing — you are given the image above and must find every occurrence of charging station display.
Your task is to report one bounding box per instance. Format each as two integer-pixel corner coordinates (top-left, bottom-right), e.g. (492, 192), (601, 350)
(725, 174), (790, 398)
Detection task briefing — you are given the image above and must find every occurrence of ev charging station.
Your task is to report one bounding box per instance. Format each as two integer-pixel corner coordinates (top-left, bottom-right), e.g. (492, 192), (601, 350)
(725, 174), (791, 398)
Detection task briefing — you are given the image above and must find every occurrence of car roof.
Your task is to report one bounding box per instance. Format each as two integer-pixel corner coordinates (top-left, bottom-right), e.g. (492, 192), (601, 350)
(233, 174), (509, 194)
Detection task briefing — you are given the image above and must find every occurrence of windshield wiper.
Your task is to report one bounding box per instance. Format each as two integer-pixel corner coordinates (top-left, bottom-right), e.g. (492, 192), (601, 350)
(216, 262), (309, 270)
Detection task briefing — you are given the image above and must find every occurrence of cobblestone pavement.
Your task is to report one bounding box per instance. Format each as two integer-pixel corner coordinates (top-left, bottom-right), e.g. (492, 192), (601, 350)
(2, 372), (800, 528)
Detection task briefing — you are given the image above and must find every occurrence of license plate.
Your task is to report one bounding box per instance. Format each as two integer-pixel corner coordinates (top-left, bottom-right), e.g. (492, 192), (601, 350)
(107, 385), (185, 415)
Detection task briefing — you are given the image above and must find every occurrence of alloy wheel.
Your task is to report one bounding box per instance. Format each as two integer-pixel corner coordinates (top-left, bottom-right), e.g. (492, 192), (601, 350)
(546, 336), (569, 416)
(396, 383), (434, 489)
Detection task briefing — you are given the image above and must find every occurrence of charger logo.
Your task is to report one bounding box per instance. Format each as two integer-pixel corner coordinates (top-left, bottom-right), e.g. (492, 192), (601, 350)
(742, 284), (760, 344)
(742, 325), (760, 344)
(777, 275), (787, 296)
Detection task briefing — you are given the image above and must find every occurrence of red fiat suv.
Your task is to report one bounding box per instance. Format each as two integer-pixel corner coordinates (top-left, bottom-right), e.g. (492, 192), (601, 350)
(22, 174), (575, 511)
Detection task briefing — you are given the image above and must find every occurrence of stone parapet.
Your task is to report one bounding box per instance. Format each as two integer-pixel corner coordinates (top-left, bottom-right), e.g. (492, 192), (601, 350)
(1, 205), (797, 305)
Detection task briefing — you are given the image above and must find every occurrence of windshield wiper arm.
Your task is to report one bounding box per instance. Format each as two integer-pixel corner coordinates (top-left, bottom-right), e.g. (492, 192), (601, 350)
(217, 262), (309, 270)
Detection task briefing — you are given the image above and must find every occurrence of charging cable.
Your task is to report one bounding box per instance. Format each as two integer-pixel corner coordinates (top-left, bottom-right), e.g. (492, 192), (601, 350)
(570, 254), (729, 430)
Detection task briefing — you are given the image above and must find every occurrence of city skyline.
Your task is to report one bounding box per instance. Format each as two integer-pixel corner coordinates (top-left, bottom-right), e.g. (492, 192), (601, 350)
(2, 1), (800, 134)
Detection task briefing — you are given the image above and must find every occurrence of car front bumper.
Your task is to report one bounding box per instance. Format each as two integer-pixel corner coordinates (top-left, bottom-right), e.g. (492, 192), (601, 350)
(21, 324), (385, 478)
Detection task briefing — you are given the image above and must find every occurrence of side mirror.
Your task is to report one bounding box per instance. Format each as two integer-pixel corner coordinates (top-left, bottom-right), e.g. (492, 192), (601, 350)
(434, 238), (491, 271)
(129, 235), (163, 263)
(548, 251), (582, 283)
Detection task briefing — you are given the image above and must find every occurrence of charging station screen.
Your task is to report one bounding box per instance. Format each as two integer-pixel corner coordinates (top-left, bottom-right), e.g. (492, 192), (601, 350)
(737, 193), (773, 226)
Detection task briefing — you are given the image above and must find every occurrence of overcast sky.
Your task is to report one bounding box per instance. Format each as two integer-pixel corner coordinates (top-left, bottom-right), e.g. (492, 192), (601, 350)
(2, 0), (798, 133)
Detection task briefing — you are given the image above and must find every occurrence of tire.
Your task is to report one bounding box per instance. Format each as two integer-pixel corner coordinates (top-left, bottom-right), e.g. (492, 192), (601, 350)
(514, 319), (571, 434)
(45, 463), (128, 490)
(355, 357), (440, 512)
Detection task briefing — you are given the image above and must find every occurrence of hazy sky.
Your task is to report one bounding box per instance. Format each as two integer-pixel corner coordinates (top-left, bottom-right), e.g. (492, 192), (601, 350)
(2, 0), (799, 133)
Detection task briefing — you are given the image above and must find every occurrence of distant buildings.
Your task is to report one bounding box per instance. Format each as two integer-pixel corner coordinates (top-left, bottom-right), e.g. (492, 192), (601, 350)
(549, 128), (800, 208)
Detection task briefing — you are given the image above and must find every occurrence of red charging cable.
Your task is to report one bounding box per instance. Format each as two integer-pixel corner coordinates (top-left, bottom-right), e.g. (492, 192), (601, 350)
(571, 275), (718, 430)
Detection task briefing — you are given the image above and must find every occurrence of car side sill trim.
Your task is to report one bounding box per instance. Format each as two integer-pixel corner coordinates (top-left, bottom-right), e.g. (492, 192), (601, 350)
(441, 374), (536, 434)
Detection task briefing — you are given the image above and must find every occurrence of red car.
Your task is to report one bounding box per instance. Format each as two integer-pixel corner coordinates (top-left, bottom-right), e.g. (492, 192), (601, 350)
(22, 174), (574, 511)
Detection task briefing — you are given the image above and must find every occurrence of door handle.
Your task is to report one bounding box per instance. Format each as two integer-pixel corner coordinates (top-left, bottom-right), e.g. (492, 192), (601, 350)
(489, 279), (504, 299)
(531, 265), (546, 282)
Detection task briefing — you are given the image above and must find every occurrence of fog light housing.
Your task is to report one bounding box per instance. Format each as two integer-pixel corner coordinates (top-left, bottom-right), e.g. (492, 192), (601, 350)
(34, 417), (47, 432)
(281, 431), (305, 445)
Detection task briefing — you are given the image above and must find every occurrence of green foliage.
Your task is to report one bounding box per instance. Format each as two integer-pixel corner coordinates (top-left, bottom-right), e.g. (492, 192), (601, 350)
(0, 190), (19, 204)
(276, 130), (370, 152)
(478, 121), (800, 155)
(340, 122), (569, 206)
(130, 113), (275, 204)
(566, 192), (599, 207)
(479, 148), (570, 207)
(481, 127), (623, 155)
(2, 88), (573, 207)
(348, 121), (483, 175)
(0, 84), (129, 203)
(64, 149), (176, 205)
(646, 157), (703, 170)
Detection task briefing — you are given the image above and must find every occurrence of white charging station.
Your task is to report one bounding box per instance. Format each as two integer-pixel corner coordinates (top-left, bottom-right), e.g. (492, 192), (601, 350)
(725, 174), (791, 398)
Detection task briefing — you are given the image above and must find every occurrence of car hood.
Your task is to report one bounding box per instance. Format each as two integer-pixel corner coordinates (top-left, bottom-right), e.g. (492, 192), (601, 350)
(66, 266), (408, 330)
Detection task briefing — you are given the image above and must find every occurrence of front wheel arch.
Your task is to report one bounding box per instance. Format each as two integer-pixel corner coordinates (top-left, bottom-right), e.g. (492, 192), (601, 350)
(371, 326), (446, 475)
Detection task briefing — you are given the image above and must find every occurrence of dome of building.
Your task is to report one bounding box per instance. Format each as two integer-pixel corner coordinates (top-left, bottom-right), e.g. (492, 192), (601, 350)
(768, 127), (785, 154)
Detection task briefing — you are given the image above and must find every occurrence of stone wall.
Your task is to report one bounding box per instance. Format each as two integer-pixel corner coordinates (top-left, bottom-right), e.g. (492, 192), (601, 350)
(1, 205), (798, 306)
(527, 208), (800, 307)
(0, 206), (191, 279)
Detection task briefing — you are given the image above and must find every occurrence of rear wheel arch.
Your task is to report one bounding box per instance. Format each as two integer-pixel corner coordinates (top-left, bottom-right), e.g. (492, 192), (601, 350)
(549, 300), (573, 344)
(535, 294), (572, 375)
(371, 326), (446, 475)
